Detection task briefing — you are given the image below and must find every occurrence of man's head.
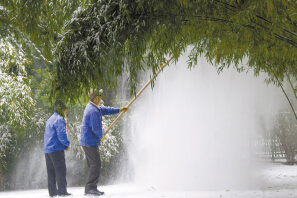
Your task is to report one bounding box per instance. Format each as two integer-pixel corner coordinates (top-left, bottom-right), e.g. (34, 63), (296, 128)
(89, 89), (103, 105)
(54, 99), (67, 116)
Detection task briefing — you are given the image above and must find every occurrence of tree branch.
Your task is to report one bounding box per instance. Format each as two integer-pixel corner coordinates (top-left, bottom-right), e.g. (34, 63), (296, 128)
(274, 73), (297, 120)
(285, 72), (297, 100)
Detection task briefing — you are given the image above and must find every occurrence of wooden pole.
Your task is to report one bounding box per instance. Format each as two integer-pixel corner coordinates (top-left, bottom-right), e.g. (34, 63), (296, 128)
(103, 57), (174, 136)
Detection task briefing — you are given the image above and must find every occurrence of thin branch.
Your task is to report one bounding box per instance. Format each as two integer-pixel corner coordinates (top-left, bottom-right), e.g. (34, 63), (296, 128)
(274, 74), (297, 120)
(285, 72), (297, 100)
(213, 0), (297, 39)
(214, 0), (238, 12)
(14, 30), (53, 65)
(190, 15), (297, 48)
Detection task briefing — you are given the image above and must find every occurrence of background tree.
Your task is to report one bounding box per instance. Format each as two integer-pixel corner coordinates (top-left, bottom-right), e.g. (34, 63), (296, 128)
(0, 38), (36, 190)
(273, 111), (297, 164)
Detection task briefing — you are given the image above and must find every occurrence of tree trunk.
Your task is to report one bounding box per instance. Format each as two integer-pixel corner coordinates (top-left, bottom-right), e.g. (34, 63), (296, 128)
(0, 158), (3, 190)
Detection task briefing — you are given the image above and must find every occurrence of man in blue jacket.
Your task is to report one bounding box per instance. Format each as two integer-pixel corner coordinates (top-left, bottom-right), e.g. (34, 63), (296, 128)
(80, 89), (128, 196)
(44, 100), (71, 197)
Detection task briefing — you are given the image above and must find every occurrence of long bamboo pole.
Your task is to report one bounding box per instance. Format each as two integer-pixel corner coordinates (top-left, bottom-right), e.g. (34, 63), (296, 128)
(103, 57), (174, 136)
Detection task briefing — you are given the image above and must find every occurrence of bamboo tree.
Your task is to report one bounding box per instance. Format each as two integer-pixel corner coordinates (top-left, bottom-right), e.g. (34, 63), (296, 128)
(2, 1), (297, 104)
(45, 0), (297, 104)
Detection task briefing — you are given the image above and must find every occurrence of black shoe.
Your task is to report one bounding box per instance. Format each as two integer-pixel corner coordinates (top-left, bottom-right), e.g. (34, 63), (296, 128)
(97, 190), (104, 195)
(58, 192), (72, 196)
(84, 190), (101, 196)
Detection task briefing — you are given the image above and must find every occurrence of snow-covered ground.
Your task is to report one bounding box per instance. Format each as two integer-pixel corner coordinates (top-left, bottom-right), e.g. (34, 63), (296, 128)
(1, 161), (297, 198)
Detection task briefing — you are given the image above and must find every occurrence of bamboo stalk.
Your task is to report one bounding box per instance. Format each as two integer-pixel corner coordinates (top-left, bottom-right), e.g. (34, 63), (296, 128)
(103, 57), (174, 136)
(275, 74), (297, 120)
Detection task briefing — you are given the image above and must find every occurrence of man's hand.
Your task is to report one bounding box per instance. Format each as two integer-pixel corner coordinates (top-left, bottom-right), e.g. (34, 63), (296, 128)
(100, 135), (106, 142)
(66, 146), (70, 151)
(120, 106), (128, 113)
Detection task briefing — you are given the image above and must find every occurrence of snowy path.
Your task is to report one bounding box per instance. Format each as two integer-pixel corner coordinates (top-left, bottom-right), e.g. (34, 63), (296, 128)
(1, 162), (297, 198)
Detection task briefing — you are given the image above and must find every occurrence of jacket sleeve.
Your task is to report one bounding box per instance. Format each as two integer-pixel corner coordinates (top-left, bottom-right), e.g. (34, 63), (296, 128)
(89, 111), (103, 140)
(101, 106), (120, 116)
(55, 118), (70, 148)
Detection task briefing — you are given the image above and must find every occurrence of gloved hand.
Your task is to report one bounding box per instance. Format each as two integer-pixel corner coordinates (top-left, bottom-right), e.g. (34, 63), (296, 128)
(101, 135), (106, 142)
(120, 106), (128, 113)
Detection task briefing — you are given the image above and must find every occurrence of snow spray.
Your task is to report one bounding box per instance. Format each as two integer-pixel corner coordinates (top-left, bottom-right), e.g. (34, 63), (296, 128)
(127, 53), (284, 191)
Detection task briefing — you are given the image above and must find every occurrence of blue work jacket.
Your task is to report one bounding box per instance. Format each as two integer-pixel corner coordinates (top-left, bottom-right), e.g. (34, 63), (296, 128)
(44, 112), (70, 153)
(80, 102), (119, 147)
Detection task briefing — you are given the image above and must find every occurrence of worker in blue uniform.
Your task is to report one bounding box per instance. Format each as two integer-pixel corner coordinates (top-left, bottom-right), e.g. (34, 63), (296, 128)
(80, 89), (128, 196)
(44, 100), (71, 197)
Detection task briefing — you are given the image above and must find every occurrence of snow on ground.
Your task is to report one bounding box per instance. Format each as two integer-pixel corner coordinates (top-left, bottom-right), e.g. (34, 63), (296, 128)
(1, 161), (297, 198)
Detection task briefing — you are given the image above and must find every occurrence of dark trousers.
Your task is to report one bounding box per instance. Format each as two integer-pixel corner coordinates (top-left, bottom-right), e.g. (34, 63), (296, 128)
(45, 150), (67, 197)
(83, 146), (101, 192)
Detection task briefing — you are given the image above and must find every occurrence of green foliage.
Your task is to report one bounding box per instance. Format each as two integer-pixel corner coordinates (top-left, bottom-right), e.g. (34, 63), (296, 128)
(3, 0), (297, 106)
(0, 29), (52, 190)
(0, 0), (91, 61)
(51, 0), (189, 103)
(0, 38), (32, 76)
(0, 74), (35, 134)
(0, 38), (36, 157)
(50, 0), (297, 104)
(31, 68), (53, 104)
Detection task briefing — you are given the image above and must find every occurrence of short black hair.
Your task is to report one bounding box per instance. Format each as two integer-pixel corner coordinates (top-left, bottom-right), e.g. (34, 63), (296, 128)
(54, 99), (67, 113)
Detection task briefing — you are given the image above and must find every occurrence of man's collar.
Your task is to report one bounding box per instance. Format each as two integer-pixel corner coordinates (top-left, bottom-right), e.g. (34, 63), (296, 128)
(90, 101), (100, 110)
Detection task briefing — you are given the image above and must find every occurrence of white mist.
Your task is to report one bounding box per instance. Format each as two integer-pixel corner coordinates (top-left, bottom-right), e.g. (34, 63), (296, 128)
(128, 54), (283, 191)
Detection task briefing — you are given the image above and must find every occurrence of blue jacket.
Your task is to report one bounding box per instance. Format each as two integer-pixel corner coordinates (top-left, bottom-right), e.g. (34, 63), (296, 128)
(80, 102), (119, 147)
(44, 112), (70, 153)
